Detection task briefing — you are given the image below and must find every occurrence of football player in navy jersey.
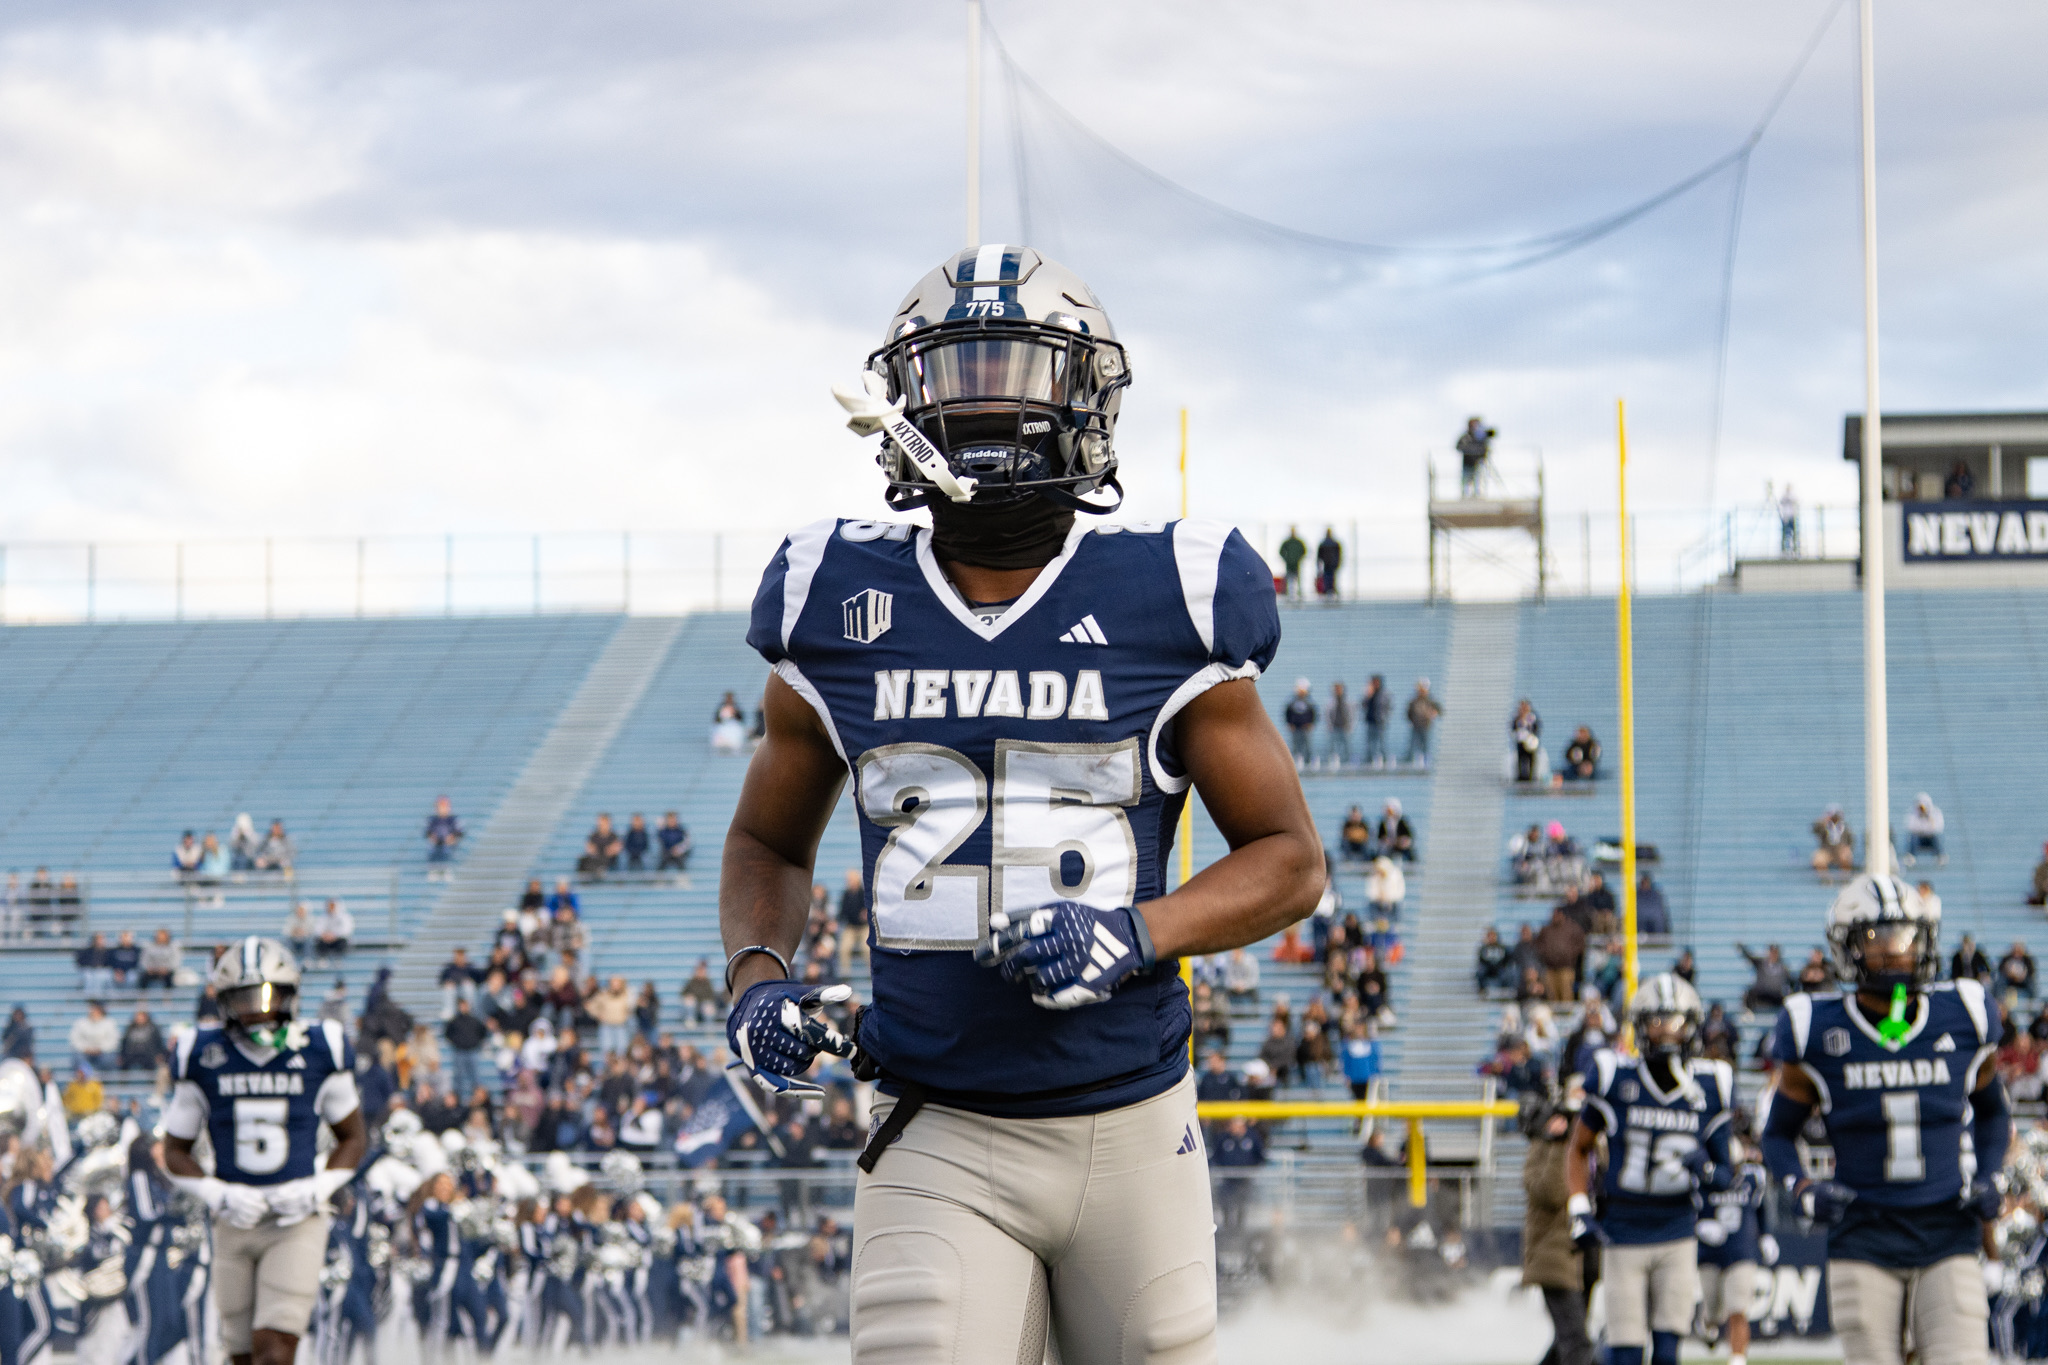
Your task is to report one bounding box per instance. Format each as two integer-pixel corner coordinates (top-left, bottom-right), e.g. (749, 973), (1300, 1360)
(1695, 1131), (1768, 1365)
(1763, 874), (2005, 1365)
(720, 245), (1322, 1363)
(1567, 974), (1734, 1365)
(162, 938), (366, 1365)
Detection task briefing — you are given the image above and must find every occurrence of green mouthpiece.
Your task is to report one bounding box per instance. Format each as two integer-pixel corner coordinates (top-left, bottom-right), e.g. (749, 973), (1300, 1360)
(1877, 983), (1910, 1046)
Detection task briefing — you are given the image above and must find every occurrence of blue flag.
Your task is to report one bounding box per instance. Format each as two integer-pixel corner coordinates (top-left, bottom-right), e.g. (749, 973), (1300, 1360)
(673, 1071), (783, 1168)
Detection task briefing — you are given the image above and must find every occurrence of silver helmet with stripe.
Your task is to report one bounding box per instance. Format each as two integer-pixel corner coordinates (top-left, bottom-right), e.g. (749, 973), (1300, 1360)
(209, 935), (302, 1048)
(1825, 873), (1938, 991)
(866, 245), (1129, 513)
(1628, 973), (1702, 1065)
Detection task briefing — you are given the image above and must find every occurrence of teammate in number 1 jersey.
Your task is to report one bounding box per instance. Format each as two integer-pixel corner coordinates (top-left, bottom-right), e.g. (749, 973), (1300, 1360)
(163, 938), (366, 1365)
(720, 245), (1322, 1364)
(1764, 874), (2005, 1365)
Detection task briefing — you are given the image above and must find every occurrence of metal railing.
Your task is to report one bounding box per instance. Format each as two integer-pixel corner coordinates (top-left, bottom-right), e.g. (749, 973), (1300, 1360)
(1, 866), (407, 949)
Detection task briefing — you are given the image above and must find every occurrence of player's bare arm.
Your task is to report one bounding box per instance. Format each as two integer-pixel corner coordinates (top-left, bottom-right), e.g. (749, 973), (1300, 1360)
(1134, 676), (1321, 957)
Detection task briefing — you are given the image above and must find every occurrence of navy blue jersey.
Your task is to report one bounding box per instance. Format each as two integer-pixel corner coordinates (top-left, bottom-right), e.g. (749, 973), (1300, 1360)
(165, 1019), (358, 1185)
(1771, 982), (1993, 1207)
(1697, 1162), (1765, 1268)
(749, 517), (1280, 1116)
(1580, 1051), (1735, 1244)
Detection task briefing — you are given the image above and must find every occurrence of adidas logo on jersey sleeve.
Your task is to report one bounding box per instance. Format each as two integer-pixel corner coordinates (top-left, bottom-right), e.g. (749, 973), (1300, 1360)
(1058, 615), (1109, 645)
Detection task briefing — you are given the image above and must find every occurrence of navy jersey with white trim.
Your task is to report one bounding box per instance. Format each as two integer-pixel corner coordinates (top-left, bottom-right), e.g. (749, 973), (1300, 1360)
(165, 1019), (358, 1185)
(747, 517), (1279, 1115)
(1579, 1051), (1734, 1244)
(1769, 981), (1993, 1208)
(1697, 1162), (1765, 1268)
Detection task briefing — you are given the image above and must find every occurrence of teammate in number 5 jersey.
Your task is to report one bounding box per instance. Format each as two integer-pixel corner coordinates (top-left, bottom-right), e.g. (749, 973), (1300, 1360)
(1764, 874), (2006, 1365)
(721, 245), (1322, 1364)
(1567, 974), (1734, 1365)
(163, 938), (367, 1365)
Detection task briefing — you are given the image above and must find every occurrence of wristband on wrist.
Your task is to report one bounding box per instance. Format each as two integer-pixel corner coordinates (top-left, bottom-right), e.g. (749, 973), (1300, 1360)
(724, 945), (790, 994)
(1566, 1193), (1593, 1217)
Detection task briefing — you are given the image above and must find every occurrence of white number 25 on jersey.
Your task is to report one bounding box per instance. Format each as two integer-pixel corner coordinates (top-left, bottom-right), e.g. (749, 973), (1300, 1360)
(858, 738), (1140, 950)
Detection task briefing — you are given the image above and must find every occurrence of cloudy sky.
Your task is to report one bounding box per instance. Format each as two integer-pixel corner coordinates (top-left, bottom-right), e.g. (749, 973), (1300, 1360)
(1, 0), (2043, 598)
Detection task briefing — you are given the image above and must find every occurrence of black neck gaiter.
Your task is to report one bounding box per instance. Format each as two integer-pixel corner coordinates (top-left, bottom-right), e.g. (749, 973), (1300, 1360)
(929, 497), (1075, 570)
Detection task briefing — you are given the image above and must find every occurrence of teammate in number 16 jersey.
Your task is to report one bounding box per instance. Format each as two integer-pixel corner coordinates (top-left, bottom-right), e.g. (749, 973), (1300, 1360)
(721, 245), (1322, 1364)
(1567, 973), (1734, 1365)
(163, 938), (367, 1365)
(1763, 874), (2005, 1365)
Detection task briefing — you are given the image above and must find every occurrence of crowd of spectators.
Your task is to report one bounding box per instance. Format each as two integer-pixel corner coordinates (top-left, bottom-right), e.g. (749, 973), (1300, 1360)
(1284, 676), (1439, 771)
(574, 810), (692, 882)
(1274, 526), (1346, 603)
(0, 870), (86, 938)
(1505, 700), (1600, 789)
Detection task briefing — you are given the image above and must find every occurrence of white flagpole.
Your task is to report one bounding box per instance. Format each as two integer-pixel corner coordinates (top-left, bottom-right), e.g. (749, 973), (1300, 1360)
(965, 0), (982, 247)
(1858, 0), (1889, 873)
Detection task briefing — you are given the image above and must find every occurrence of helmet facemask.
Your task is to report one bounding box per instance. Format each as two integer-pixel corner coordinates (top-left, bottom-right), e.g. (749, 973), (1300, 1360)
(1831, 918), (1938, 994)
(221, 981), (297, 1051)
(1632, 1008), (1699, 1072)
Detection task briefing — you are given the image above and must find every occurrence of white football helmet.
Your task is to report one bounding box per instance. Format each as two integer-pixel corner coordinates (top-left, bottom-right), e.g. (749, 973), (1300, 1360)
(208, 936), (302, 1048)
(1826, 873), (1938, 990)
(1628, 973), (1703, 1065)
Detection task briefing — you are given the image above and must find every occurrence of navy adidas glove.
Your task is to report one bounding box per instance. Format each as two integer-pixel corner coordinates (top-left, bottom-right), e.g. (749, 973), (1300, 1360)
(725, 981), (855, 1096)
(1962, 1176), (2003, 1222)
(1798, 1179), (1857, 1227)
(974, 900), (1156, 1009)
(1566, 1195), (1608, 1250)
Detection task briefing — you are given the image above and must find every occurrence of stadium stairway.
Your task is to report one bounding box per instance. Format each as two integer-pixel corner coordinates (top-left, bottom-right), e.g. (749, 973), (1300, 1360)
(389, 617), (683, 1024)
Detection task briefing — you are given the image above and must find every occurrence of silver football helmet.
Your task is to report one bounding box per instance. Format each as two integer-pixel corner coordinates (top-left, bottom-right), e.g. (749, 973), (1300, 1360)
(1628, 973), (1703, 1066)
(1826, 873), (1938, 991)
(865, 245), (1129, 512)
(208, 936), (302, 1049)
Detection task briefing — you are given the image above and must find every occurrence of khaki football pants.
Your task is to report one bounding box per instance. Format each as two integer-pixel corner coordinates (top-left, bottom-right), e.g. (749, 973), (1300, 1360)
(852, 1071), (1216, 1365)
(212, 1213), (331, 1353)
(1599, 1238), (1699, 1347)
(1828, 1256), (1988, 1365)
(1697, 1260), (1758, 1325)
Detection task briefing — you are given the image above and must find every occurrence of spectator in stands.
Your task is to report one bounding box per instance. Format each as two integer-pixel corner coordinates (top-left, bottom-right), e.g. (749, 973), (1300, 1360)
(229, 813), (260, 872)
(1951, 934), (1991, 985)
(194, 834), (229, 889)
(1356, 947), (1393, 1024)
(119, 1010), (164, 1071)
(622, 814), (652, 872)
(70, 1001), (116, 1070)
(254, 819), (295, 873)
(1341, 1021), (1381, 1099)
(1903, 793), (1946, 867)
(1278, 527), (1307, 600)
(423, 797), (464, 875)
(657, 812), (692, 873)
(193, 985), (222, 1024)
(1284, 680), (1317, 769)
(1671, 947), (1697, 985)
(1362, 674), (1393, 769)
(1212, 1116), (1265, 1229)
(75, 932), (113, 995)
(1699, 1003), (1737, 1062)
(1944, 459), (1975, 500)
(63, 1065), (102, 1120)
(1796, 949), (1832, 994)
(1511, 699), (1542, 783)
(552, 906), (588, 963)
(1812, 804), (1855, 873)
(439, 947), (481, 1019)
(3, 1006), (31, 1062)
(319, 978), (350, 1025)
(1337, 807), (1373, 862)
(1258, 1018), (1295, 1086)
(835, 868), (869, 974)
(1404, 679), (1440, 769)
(1737, 944), (1792, 1015)
(1223, 947), (1261, 1003)
(1193, 983), (1231, 1055)
(1635, 872), (1670, 937)
(1581, 873), (1616, 936)
(1297, 1018), (1333, 1088)
(1367, 856), (1406, 924)
(578, 813), (623, 879)
(1324, 681), (1353, 768)
(1476, 928), (1517, 994)
(171, 832), (202, 878)
(546, 878), (579, 920)
(681, 959), (723, 1024)
(589, 976), (635, 1060)
(109, 930), (140, 989)
(1315, 527), (1342, 600)
(316, 898), (353, 961)
(139, 929), (180, 990)
(1561, 726), (1600, 783)
(2000, 943), (2037, 1003)
(1535, 906), (1586, 1008)
(444, 998), (488, 1097)
(0, 873), (17, 940)
(1484, 1037), (1550, 1097)
(1509, 823), (1546, 885)
(2030, 843), (2048, 907)
(1377, 800), (1415, 862)
(282, 902), (315, 960)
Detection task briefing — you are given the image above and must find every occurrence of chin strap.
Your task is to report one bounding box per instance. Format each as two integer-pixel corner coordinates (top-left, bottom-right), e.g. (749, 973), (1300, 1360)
(833, 372), (978, 503)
